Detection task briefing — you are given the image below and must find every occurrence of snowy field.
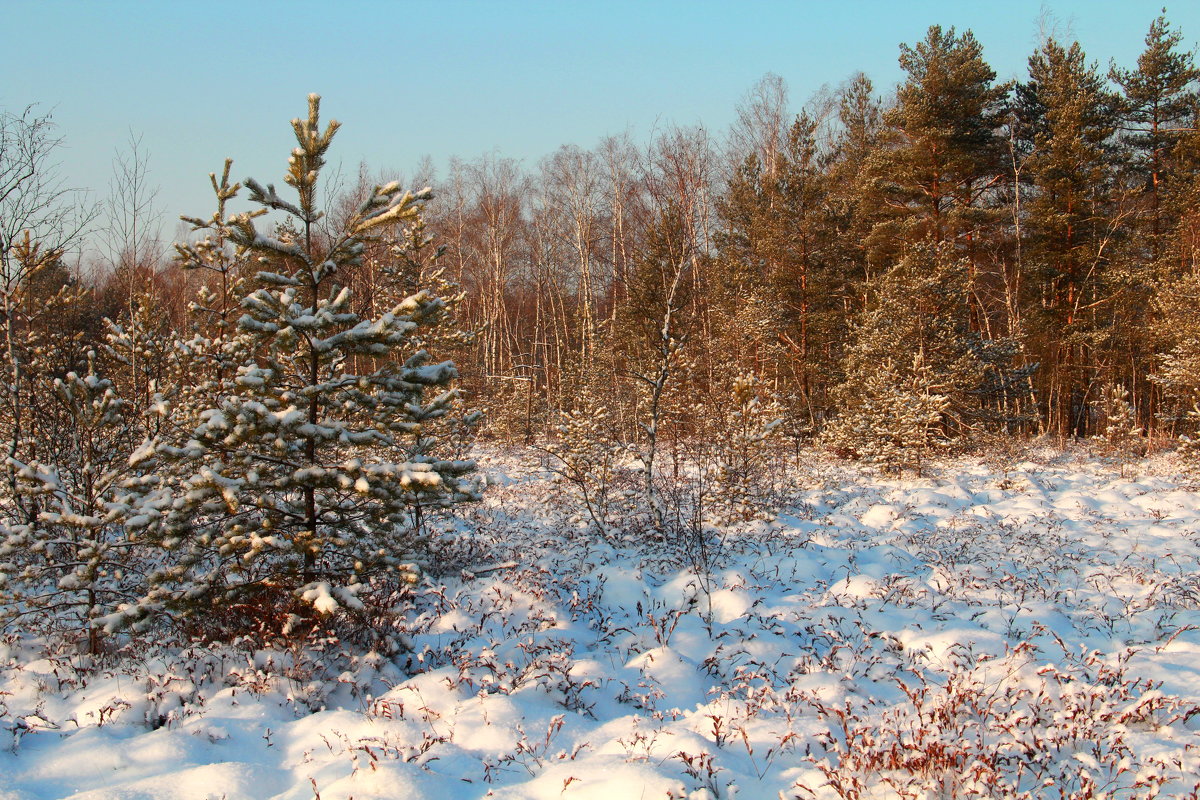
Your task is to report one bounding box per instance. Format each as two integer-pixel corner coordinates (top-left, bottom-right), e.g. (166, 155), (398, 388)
(2, 448), (1200, 799)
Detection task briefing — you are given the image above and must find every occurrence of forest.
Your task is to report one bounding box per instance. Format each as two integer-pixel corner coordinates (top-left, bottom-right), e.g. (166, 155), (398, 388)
(7, 20), (1200, 468)
(3, 14), (1200, 799)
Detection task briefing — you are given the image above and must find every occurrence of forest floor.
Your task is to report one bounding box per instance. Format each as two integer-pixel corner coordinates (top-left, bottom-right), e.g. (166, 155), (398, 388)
(2, 446), (1200, 799)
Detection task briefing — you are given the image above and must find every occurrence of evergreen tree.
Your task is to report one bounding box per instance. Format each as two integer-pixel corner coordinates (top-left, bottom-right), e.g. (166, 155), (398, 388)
(0, 360), (143, 652)
(828, 73), (885, 286)
(102, 291), (181, 428)
(114, 96), (480, 633)
(1151, 266), (1200, 432)
(0, 235), (95, 526)
(173, 158), (253, 389)
(823, 352), (950, 475)
(711, 371), (783, 522)
(1120, 16), (1200, 436)
(1017, 38), (1120, 436)
(866, 26), (1008, 263)
(1112, 14), (1200, 259)
(822, 244), (1025, 469)
(715, 112), (838, 420)
(538, 386), (625, 535)
(1093, 382), (1143, 467)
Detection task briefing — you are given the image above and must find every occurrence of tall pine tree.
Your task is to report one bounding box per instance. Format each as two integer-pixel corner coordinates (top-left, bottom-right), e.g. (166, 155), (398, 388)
(866, 26), (1007, 264)
(1112, 14), (1200, 261)
(1017, 38), (1120, 436)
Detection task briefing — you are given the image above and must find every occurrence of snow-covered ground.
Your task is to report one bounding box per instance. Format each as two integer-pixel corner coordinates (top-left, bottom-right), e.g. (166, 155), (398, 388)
(3, 448), (1200, 799)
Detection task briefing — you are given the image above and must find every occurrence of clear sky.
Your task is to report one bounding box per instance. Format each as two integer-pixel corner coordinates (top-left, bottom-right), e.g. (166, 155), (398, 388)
(4, 0), (1198, 255)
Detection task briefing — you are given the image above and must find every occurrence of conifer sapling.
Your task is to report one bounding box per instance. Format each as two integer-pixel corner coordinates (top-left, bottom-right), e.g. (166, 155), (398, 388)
(113, 96), (480, 633)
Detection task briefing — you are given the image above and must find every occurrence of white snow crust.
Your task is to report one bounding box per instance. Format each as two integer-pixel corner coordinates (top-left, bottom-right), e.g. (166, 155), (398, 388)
(2, 448), (1199, 798)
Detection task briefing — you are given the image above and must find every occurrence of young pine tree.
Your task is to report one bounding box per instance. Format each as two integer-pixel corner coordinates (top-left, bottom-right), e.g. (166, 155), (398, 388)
(1094, 382), (1143, 467)
(0, 360), (144, 653)
(822, 353), (950, 475)
(822, 244), (1021, 473)
(615, 205), (694, 533)
(115, 96), (480, 634)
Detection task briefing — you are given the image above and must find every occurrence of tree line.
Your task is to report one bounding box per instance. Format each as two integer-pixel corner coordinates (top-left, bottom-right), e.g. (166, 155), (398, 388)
(414, 16), (1200, 457)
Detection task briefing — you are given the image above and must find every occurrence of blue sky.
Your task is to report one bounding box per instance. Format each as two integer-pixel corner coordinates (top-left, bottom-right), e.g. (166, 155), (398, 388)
(4, 0), (1198, 252)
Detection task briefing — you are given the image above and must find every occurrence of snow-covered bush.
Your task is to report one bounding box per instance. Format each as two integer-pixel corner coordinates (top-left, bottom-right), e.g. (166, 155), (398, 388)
(538, 388), (629, 536)
(795, 643), (1200, 799)
(711, 371), (784, 524)
(1093, 382), (1144, 472)
(822, 244), (1027, 474)
(0, 362), (144, 653)
(822, 353), (950, 475)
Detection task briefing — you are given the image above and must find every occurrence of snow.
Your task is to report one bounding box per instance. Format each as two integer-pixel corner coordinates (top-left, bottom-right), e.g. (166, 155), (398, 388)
(3, 449), (1200, 798)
